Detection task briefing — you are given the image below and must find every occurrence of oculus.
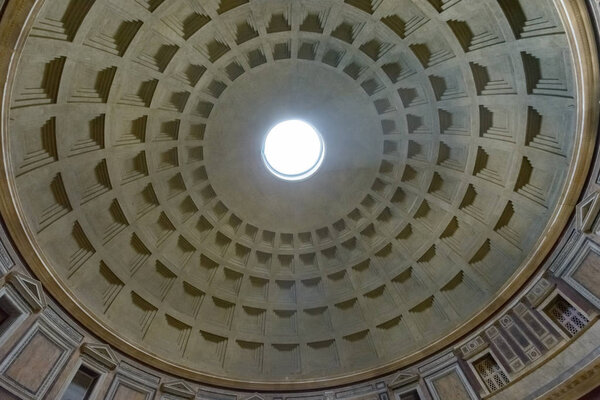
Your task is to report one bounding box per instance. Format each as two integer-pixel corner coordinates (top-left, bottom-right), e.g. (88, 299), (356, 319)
(262, 120), (325, 181)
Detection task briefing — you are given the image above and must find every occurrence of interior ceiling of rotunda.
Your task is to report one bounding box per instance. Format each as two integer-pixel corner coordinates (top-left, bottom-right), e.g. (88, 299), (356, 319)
(0, 0), (589, 390)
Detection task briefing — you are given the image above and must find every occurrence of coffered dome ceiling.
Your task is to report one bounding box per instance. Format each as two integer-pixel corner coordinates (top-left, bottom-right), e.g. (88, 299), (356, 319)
(0, 0), (593, 390)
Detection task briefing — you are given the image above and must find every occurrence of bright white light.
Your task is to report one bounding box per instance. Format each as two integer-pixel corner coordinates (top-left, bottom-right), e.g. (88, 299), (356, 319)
(262, 120), (324, 181)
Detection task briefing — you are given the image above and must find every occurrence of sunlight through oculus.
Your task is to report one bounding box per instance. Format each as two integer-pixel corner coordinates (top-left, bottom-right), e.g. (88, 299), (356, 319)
(262, 120), (325, 181)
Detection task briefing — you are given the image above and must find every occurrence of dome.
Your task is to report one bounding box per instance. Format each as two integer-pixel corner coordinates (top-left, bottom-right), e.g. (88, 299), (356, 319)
(0, 0), (597, 392)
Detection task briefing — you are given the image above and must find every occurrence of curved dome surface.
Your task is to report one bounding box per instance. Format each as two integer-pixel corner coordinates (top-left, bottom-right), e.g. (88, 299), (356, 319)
(0, 0), (591, 390)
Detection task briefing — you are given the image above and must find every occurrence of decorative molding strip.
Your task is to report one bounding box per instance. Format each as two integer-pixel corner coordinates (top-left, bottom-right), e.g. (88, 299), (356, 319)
(42, 307), (83, 344)
(6, 272), (46, 312)
(0, 238), (14, 275)
(81, 343), (119, 370)
(576, 190), (600, 233)
(526, 278), (556, 307)
(457, 335), (487, 359)
(161, 380), (195, 398)
(388, 372), (419, 389)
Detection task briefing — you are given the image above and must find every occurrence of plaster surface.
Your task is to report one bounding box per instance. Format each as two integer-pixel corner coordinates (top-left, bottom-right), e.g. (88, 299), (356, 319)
(206, 61), (381, 231)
